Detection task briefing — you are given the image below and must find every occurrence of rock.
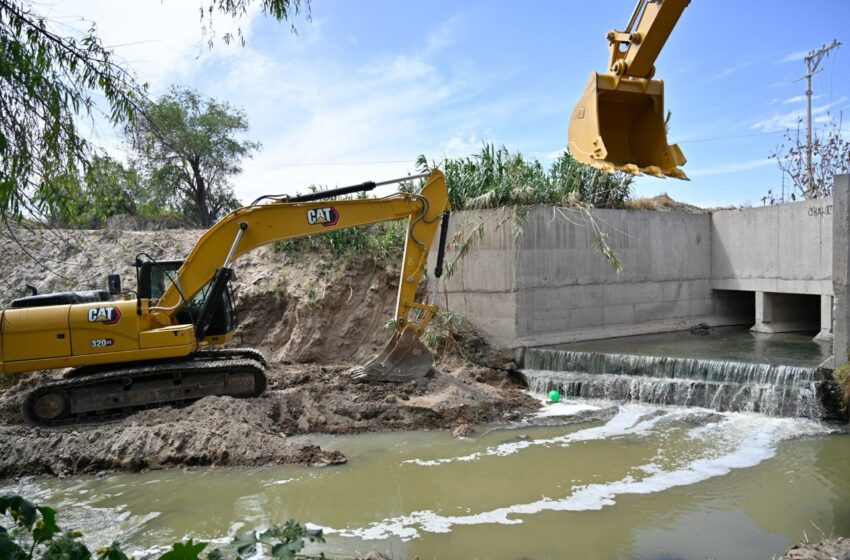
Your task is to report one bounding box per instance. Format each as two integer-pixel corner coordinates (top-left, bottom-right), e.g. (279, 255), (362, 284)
(778, 538), (850, 560)
(355, 551), (392, 560)
(675, 411), (725, 426)
(452, 423), (473, 438)
(689, 322), (711, 335)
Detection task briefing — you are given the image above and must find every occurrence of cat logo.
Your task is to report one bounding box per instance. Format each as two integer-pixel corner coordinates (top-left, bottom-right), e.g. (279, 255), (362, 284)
(87, 306), (122, 325)
(306, 207), (340, 227)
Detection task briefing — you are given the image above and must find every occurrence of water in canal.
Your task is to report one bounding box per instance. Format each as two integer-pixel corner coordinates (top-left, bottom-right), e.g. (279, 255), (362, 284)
(3, 329), (849, 560)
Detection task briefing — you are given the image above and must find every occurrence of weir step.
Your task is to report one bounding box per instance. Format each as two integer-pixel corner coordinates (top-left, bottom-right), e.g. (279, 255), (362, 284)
(522, 348), (839, 419)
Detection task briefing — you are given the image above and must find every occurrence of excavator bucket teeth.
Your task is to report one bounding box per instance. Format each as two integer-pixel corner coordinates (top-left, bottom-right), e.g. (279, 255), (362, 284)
(351, 326), (434, 383)
(569, 72), (687, 179)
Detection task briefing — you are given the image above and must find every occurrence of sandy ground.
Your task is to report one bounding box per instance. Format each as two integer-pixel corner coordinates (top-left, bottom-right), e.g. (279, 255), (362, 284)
(0, 362), (537, 477)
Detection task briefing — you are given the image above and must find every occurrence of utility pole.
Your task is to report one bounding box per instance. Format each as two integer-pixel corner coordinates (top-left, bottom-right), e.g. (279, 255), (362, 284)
(794, 39), (841, 196)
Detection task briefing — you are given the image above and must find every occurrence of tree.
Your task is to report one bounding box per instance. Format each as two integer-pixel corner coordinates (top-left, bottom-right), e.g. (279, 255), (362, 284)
(128, 87), (259, 227)
(0, 0), (307, 222)
(38, 155), (140, 227)
(770, 113), (850, 200)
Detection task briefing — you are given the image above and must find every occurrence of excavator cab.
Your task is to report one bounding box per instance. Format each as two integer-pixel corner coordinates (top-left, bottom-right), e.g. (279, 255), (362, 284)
(568, 0), (690, 179)
(136, 257), (235, 339)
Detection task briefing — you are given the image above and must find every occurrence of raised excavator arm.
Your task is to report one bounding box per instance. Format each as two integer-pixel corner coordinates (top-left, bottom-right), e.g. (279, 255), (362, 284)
(568, 0), (690, 178)
(2, 170), (450, 425)
(154, 171), (448, 344)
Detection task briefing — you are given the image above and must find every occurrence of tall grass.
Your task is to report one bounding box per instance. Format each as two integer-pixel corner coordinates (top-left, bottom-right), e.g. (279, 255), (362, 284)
(418, 144), (632, 273)
(418, 143), (633, 211)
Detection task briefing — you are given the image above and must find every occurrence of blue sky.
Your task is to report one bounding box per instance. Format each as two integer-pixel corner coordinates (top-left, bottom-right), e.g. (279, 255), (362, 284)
(59, 0), (850, 207)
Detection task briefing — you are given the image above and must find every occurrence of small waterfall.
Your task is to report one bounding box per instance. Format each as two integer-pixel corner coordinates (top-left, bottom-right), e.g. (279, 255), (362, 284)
(522, 348), (831, 418)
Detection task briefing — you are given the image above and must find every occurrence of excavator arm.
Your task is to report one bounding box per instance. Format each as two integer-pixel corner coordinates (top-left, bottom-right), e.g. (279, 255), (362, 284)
(148, 170), (451, 383)
(569, 0), (690, 178)
(605, 0), (690, 81)
(154, 171), (449, 340)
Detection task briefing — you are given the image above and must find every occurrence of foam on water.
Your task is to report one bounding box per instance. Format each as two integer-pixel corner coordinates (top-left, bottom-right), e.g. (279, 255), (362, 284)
(327, 404), (829, 541)
(404, 404), (665, 467)
(532, 399), (601, 417)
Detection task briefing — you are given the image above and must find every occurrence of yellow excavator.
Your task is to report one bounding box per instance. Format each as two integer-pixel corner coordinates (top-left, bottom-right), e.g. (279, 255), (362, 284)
(569, 0), (689, 179)
(0, 171), (451, 426)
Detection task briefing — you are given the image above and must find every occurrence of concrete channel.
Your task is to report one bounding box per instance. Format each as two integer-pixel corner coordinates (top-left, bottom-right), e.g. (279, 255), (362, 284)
(432, 174), (850, 370)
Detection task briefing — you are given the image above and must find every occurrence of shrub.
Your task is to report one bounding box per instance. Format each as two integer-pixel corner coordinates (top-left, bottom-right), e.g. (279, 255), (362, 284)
(0, 494), (326, 560)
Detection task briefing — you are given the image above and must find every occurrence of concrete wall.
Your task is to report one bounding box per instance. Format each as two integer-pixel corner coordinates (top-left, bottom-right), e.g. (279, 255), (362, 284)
(434, 190), (841, 351)
(435, 207), (519, 349)
(513, 207), (717, 347)
(711, 198), (833, 295)
(832, 175), (850, 368)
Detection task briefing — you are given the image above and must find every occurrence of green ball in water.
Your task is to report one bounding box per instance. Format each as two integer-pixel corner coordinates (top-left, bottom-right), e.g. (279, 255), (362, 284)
(548, 390), (560, 403)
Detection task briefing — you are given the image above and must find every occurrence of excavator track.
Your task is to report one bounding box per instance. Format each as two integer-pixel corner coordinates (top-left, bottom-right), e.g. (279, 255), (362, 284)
(23, 351), (267, 427)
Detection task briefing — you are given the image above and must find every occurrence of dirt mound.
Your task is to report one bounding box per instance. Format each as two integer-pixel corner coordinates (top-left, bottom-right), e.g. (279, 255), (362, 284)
(0, 395), (346, 477)
(0, 363), (538, 478)
(624, 193), (706, 213)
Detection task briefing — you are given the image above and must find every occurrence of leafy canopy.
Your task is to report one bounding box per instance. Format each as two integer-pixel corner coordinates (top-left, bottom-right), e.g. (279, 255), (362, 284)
(36, 155), (141, 228)
(0, 0), (308, 222)
(127, 86), (260, 227)
(0, 0), (140, 220)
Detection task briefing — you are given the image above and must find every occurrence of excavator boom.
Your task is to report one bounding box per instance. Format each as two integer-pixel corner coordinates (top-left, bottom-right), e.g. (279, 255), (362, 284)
(568, 0), (690, 178)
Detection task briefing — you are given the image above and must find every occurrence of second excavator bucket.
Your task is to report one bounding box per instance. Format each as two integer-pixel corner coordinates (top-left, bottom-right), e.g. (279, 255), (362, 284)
(350, 325), (434, 383)
(568, 72), (687, 179)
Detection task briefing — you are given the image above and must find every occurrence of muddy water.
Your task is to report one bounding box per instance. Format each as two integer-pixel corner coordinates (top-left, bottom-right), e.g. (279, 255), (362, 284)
(3, 400), (850, 560)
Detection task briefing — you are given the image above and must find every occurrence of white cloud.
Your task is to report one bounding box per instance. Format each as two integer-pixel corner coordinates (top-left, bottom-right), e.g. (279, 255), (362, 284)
(188, 15), (554, 203)
(41, 2), (502, 202)
(779, 49), (809, 63)
(750, 96), (848, 133)
(43, 0), (252, 92)
(783, 94), (822, 104)
(712, 61), (752, 80)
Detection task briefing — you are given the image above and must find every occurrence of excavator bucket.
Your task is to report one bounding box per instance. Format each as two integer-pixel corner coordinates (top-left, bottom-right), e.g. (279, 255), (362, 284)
(350, 325), (434, 383)
(568, 72), (687, 179)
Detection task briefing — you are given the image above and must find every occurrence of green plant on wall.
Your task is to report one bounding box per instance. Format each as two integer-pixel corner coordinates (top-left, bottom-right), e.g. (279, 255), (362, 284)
(833, 362), (850, 412)
(415, 144), (629, 277)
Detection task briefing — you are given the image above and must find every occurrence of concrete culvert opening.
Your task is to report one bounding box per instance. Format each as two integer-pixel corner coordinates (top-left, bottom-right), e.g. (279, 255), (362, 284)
(751, 292), (821, 335)
(713, 290), (757, 327)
